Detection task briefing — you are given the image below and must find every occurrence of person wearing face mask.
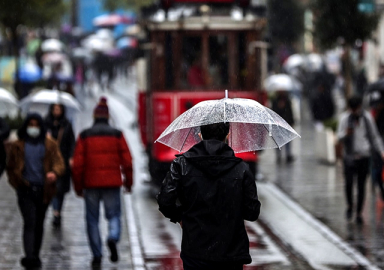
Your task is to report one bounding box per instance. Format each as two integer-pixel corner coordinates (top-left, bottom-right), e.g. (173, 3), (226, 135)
(337, 96), (384, 224)
(45, 104), (75, 228)
(6, 113), (65, 269)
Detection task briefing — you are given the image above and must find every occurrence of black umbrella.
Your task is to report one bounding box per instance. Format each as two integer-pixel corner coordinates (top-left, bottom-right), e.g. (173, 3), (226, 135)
(367, 79), (384, 106)
(367, 78), (384, 93)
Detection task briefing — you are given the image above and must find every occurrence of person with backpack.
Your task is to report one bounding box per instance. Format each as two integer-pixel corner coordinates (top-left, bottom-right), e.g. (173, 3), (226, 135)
(337, 96), (384, 224)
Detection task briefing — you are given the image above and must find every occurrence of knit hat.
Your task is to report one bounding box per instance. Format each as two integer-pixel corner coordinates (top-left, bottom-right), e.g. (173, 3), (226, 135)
(93, 97), (109, 119)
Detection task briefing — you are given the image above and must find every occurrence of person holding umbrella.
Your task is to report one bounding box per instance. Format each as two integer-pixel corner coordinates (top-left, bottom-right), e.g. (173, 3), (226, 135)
(157, 121), (261, 269)
(45, 104), (75, 228)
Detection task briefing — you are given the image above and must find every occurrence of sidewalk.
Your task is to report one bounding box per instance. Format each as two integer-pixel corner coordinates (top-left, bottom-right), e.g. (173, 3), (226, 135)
(258, 100), (384, 269)
(0, 89), (133, 270)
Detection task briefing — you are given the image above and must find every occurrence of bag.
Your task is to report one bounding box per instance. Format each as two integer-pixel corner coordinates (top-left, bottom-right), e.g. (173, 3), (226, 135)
(335, 140), (343, 160)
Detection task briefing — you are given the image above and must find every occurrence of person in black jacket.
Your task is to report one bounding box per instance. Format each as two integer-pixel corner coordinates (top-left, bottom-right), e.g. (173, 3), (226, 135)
(272, 91), (295, 163)
(45, 104), (75, 228)
(0, 116), (10, 177)
(157, 122), (261, 270)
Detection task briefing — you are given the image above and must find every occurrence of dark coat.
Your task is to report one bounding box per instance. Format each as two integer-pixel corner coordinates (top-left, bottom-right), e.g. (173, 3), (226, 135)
(0, 117), (10, 176)
(45, 107), (75, 193)
(157, 140), (261, 264)
(311, 91), (335, 121)
(72, 119), (133, 196)
(272, 95), (295, 126)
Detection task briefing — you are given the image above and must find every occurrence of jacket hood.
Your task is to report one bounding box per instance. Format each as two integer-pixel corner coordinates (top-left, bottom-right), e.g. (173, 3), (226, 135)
(18, 113), (47, 142)
(181, 140), (242, 177)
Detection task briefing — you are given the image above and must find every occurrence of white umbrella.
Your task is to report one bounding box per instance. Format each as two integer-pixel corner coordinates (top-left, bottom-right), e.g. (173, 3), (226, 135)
(306, 53), (324, 72)
(0, 88), (18, 116)
(283, 54), (306, 73)
(156, 91), (300, 153)
(42, 52), (67, 64)
(264, 74), (302, 92)
(19, 90), (81, 119)
(41, 39), (64, 52)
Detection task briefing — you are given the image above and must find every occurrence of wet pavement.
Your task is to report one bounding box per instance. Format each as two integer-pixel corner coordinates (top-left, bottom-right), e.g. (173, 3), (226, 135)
(1, 70), (384, 270)
(259, 101), (384, 269)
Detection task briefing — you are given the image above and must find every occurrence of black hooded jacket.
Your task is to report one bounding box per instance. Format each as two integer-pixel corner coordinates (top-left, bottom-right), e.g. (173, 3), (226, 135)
(157, 140), (261, 264)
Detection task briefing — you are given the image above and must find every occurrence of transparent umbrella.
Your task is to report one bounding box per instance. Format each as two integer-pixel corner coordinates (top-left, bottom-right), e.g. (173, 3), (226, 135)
(0, 88), (18, 116)
(155, 91), (300, 153)
(264, 74), (302, 92)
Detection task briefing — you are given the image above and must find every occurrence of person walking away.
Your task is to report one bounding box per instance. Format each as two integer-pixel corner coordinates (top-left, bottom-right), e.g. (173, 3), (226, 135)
(72, 97), (133, 267)
(0, 116), (10, 178)
(45, 104), (75, 228)
(157, 122), (261, 270)
(310, 83), (335, 131)
(6, 113), (64, 269)
(272, 91), (295, 163)
(371, 97), (384, 202)
(337, 96), (384, 224)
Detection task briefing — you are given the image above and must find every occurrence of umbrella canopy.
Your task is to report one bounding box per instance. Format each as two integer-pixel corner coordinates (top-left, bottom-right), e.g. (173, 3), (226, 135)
(82, 35), (113, 52)
(71, 47), (93, 59)
(0, 88), (18, 116)
(19, 90), (81, 116)
(41, 39), (64, 52)
(283, 54), (305, 73)
(367, 78), (384, 93)
(42, 52), (67, 64)
(116, 36), (138, 49)
(264, 74), (302, 92)
(366, 79), (384, 106)
(93, 14), (135, 27)
(155, 93), (300, 153)
(17, 63), (42, 83)
(306, 53), (324, 72)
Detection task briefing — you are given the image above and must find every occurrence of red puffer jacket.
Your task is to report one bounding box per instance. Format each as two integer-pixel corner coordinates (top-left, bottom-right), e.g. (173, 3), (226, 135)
(72, 120), (133, 195)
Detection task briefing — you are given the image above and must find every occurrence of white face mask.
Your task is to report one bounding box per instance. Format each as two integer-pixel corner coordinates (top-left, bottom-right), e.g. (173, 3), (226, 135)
(27, 127), (40, 138)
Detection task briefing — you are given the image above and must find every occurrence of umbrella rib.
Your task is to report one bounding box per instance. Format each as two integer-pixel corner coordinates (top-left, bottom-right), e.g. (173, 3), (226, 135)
(263, 124), (279, 149)
(180, 128), (193, 153)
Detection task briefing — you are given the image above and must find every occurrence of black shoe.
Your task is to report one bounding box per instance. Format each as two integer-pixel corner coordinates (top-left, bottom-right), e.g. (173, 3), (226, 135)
(107, 239), (119, 262)
(91, 257), (102, 267)
(20, 257), (41, 268)
(286, 155), (295, 163)
(52, 215), (61, 228)
(356, 216), (364, 225)
(346, 209), (352, 220)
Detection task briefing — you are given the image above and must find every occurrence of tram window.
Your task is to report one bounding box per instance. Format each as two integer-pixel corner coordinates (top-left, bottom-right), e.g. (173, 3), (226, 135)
(165, 33), (173, 89)
(181, 36), (203, 89)
(238, 33), (247, 89)
(209, 35), (228, 88)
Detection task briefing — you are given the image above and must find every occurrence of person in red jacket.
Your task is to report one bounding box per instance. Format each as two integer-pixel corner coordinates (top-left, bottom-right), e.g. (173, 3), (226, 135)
(72, 97), (133, 267)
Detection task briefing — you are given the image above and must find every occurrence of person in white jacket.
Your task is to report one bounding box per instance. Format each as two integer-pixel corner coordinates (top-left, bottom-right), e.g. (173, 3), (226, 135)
(337, 96), (384, 224)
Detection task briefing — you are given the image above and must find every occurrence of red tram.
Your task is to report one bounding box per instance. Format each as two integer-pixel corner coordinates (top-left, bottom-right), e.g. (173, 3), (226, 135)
(137, 0), (268, 186)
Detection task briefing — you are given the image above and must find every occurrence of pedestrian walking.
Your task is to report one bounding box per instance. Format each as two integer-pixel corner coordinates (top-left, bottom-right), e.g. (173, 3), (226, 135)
(371, 97), (384, 201)
(271, 91), (295, 163)
(0, 116), (10, 178)
(6, 113), (65, 269)
(310, 83), (335, 131)
(45, 104), (75, 228)
(337, 96), (384, 224)
(72, 97), (133, 267)
(157, 122), (261, 270)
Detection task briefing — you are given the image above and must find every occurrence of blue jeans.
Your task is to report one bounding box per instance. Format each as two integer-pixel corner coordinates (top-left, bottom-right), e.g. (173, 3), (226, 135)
(84, 188), (121, 258)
